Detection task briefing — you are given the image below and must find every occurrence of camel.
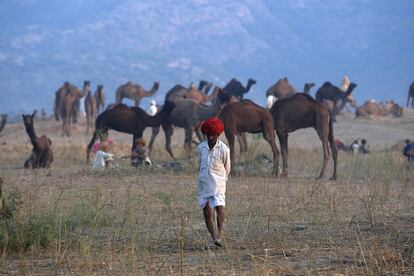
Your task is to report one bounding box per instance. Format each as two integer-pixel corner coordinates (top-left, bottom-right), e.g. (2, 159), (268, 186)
(270, 93), (337, 180)
(218, 100), (280, 176)
(115, 81), (159, 107)
(22, 113), (53, 169)
(86, 101), (175, 163)
(54, 81), (70, 121)
(148, 89), (230, 159)
(0, 114), (7, 135)
(59, 81), (90, 137)
(84, 89), (97, 134)
(186, 86), (222, 104)
(267, 82), (315, 109)
(407, 82), (414, 108)
(315, 82), (357, 119)
(94, 84), (105, 114)
(355, 100), (403, 118)
(198, 80), (213, 95)
(223, 78), (256, 100)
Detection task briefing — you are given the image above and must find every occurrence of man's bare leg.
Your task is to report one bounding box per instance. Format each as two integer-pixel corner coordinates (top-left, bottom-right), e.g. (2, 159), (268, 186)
(215, 206), (225, 247)
(203, 203), (216, 241)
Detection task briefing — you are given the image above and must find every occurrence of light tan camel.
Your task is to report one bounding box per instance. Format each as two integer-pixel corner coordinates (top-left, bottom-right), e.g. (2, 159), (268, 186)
(355, 100), (403, 118)
(115, 81), (159, 107)
(60, 81), (90, 136)
(186, 86), (221, 104)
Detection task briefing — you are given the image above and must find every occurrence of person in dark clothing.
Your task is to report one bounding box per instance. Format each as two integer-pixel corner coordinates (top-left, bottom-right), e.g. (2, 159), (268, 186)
(403, 139), (414, 163)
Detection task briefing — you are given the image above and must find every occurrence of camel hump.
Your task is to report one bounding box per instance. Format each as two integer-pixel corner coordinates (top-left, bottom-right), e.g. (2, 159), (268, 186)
(322, 81), (332, 87)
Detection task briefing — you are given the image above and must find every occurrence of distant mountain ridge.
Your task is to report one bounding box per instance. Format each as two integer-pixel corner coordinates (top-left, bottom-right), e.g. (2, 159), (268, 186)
(0, 0), (413, 113)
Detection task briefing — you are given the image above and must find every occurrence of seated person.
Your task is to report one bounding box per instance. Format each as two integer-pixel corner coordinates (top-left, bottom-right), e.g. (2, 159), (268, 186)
(359, 139), (370, 154)
(131, 138), (151, 167)
(93, 142), (114, 171)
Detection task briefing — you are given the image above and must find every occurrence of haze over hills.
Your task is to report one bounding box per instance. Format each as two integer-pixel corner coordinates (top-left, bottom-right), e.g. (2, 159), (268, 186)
(0, 0), (413, 114)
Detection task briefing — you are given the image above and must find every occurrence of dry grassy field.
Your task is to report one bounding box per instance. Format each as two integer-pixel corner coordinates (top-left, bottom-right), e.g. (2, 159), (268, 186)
(0, 110), (413, 275)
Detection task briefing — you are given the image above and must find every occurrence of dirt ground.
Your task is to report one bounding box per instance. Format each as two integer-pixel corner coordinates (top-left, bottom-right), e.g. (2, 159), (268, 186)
(0, 109), (413, 275)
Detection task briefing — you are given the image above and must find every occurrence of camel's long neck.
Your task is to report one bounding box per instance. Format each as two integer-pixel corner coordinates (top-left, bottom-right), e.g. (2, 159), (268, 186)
(25, 124), (38, 147)
(205, 89), (219, 102)
(79, 84), (90, 98)
(344, 86), (355, 97)
(143, 84), (158, 97)
(245, 81), (254, 93)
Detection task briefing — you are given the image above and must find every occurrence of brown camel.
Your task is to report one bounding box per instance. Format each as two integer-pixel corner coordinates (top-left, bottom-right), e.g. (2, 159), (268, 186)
(59, 81), (90, 137)
(270, 93), (337, 180)
(407, 82), (414, 108)
(218, 100), (280, 176)
(115, 81), (159, 107)
(54, 81), (70, 121)
(0, 114), (7, 135)
(315, 82), (357, 120)
(22, 113), (53, 169)
(84, 89), (97, 134)
(148, 89), (230, 159)
(223, 78), (256, 100)
(86, 101), (175, 163)
(186, 86), (222, 104)
(94, 84), (105, 114)
(355, 100), (403, 118)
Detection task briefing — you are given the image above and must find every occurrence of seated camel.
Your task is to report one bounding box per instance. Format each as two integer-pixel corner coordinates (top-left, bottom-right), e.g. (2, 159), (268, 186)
(22, 113), (53, 169)
(355, 100), (403, 119)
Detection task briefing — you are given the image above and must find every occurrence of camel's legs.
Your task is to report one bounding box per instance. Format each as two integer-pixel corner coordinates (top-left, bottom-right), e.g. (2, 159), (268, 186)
(263, 128), (280, 177)
(328, 117), (338, 180)
(276, 130), (288, 177)
(316, 124), (330, 180)
(237, 134), (247, 162)
(163, 123), (175, 160)
(184, 129), (193, 159)
(225, 131), (236, 176)
(148, 126), (160, 156)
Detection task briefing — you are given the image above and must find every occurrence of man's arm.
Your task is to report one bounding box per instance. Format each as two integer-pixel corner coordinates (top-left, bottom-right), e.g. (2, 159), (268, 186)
(223, 147), (231, 176)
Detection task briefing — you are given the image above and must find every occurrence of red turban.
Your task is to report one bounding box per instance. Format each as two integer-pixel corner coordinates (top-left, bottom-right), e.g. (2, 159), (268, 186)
(201, 117), (224, 136)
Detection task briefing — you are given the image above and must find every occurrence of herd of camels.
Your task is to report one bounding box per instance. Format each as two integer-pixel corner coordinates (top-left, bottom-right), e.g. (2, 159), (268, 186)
(3, 77), (413, 180)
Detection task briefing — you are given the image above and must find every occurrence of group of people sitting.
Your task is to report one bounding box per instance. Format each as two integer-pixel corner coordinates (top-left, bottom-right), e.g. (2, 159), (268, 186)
(335, 138), (370, 155)
(92, 137), (151, 171)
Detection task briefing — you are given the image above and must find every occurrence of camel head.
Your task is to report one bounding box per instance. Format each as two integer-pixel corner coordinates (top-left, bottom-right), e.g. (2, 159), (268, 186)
(22, 113), (35, 127)
(345, 82), (357, 96)
(303, 82), (315, 94)
(247, 78), (257, 87)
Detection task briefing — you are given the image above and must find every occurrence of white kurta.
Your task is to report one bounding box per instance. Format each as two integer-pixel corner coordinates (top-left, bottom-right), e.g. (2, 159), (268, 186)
(93, 150), (114, 171)
(147, 103), (157, 116)
(197, 140), (231, 198)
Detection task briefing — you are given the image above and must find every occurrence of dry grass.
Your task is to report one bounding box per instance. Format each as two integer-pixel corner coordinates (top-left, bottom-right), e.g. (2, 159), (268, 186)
(0, 142), (413, 275)
(0, 117), (413, 274)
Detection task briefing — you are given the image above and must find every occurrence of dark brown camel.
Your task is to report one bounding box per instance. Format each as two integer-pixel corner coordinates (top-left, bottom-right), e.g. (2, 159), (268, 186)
(270, 93), (337, 180)
(94, 84), (105, 114)
(218, 100), (280, 176)
(315, 82), (357, 119)
(223, 78), (256, 100)
(22, 113), (53, 169)
(59, 81), (90, 136)
(148, 90), (230, 159)
(115, 81), (159, 107)
(0, 114), (7, 135)
(86, 101), (175, 163)
(54, 81), (70, 121)
(407, 82), (414, 108)
(84, 89), (97, 134)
